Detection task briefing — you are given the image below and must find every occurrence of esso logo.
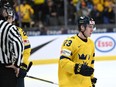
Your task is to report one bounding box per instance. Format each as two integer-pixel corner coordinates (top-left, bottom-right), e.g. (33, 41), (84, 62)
(95, 36), (115, 52)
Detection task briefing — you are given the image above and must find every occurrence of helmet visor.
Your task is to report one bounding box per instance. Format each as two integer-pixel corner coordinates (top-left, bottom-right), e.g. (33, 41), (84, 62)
(89, 20), (96, 31)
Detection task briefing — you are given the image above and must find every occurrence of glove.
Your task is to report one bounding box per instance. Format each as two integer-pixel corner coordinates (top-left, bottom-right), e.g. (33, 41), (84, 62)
(92, 84), (95, 87)
(74, 64), (94, 76)
(91, 77), (97, 87)
(18, 63), (27, 78)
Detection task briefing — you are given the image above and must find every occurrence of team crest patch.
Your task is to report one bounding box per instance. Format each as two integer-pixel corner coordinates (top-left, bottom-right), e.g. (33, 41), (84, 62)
(23, 40), (29, 45)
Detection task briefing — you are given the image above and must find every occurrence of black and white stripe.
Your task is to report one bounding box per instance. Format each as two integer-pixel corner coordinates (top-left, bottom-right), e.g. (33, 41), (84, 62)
(0, 20), (24, 67)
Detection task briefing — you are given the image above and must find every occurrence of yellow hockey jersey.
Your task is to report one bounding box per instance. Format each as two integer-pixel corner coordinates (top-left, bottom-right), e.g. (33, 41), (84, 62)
(18, 27), (31, 66)
(16, 4), (34, 22)
(58, 35), (95, 87)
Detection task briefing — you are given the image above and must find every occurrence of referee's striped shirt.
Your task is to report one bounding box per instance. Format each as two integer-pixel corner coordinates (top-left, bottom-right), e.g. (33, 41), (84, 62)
(0, 20), (24, 67)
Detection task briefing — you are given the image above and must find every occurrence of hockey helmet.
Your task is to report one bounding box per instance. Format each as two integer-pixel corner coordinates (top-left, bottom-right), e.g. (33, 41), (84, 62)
(77, 16), (96, 31)
(0, 1), (15, 20)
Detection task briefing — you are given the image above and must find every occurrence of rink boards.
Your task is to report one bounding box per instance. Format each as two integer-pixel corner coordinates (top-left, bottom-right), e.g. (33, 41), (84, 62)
(28, 33), (116, 65)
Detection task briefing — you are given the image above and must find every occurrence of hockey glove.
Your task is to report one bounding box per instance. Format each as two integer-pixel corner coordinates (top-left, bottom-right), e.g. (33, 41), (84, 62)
(91, 77), (97, 87)
(74, 64), (94, 76)
(18, 63), (27, 78)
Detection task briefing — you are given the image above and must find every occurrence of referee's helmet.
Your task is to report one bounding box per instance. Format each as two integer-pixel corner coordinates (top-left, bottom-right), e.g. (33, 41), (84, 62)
(0, 0), (15, 20)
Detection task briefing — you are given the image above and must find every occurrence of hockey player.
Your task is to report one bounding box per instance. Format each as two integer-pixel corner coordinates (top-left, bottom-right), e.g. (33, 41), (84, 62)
(16, 26), (31, 87)
(3, 2), (31, 87)
(58, 16), (97, 87)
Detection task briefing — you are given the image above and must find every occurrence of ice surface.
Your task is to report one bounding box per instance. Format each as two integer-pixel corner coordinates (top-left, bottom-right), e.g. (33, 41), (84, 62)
(25, 61), (116, 87)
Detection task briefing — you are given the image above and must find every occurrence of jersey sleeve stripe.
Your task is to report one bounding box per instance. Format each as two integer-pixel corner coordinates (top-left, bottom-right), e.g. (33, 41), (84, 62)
(24, 45), (31, 49)
(60, 55), (71, 60)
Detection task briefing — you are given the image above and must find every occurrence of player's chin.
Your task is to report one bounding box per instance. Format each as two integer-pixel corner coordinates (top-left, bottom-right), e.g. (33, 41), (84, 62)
(87, 34), (91, 37)
(89, 33), (92, 37)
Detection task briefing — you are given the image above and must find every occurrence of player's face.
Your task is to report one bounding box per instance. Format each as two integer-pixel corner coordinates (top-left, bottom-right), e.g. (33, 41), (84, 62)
(84, 24), (94, 37)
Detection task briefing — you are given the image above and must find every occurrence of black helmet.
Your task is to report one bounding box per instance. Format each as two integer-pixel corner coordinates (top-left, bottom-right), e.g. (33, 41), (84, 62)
(4, 2), (14, 16)
(77, 16), (95, 31)
(0, 1), (15, 20)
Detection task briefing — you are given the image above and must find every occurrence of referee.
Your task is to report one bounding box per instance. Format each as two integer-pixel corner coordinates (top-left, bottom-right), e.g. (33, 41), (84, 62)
(0, 1), (24, 87)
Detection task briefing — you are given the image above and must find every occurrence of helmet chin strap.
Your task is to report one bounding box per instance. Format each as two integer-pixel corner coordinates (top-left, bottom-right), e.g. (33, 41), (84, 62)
(81, 31), (87, 39)
(81, 27), (87, 39)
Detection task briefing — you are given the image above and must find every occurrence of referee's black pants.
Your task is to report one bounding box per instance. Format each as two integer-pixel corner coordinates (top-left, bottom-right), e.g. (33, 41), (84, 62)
(0, 64), (17, 87)
(17, 77), (25, 87)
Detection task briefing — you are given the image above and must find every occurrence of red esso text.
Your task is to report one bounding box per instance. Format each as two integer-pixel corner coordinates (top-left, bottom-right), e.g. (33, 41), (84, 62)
(98, 40), (113, 47)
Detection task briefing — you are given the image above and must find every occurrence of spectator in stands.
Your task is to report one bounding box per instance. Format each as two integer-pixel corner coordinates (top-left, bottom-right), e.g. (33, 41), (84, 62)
(85, 0), (94, 12)
(44, 0), (58, 26)
(92, 0), (104, 5)
(33, 0), (45, 24)
(76, 0), (90, 19)
(15, 0), (34, 28)
(103, 0), (115, 24)
(67, 0), (77, 25)
(13, 0), (116, 28)
(56, 0), (65, 25)
(72, 0), (79, 6)
(89, 4), (103, 24)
